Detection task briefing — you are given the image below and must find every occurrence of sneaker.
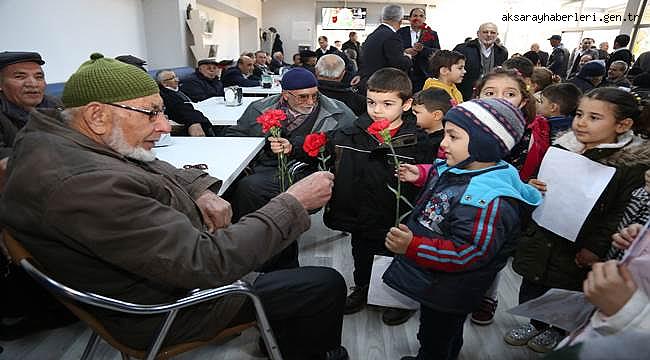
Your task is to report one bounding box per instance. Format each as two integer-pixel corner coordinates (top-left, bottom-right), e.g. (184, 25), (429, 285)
(504, 323), (542, 346)
(527, 328), (564, 353)
(323, 345), (349, 360)
(470, 296), (498, 325)
(344, 285), (368, 314)
(382, 308), (415, 326)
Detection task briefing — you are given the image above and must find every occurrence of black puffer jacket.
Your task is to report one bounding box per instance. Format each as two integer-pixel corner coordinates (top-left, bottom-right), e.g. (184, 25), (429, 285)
(324, 114), (432, 238)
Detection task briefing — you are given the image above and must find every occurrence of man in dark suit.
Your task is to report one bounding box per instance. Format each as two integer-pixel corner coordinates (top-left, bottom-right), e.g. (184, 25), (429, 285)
(396, 7), (441, 92)
(341, 31), (362, 63)
(547, 34), (570, 79)
(607, 34), (634, 70)
(453, 22), (508, 100)
(355, 4), (412, 91)
(156, 70), (214, 136)
(221, 55), (261, 88)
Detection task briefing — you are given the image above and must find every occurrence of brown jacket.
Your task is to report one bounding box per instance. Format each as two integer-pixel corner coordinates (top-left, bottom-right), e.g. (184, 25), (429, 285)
(0, 110), (310, 349)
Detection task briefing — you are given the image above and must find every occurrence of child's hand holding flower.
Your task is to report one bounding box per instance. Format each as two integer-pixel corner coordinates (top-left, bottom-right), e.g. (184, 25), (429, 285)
(397, 163), (420, 183)
(385, 224), (413, 254)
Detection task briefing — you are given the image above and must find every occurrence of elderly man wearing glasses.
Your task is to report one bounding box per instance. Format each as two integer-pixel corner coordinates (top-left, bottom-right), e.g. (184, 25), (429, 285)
(226, 67), (355, 269)
(156, 69), (214, 136)
(1, 53), (350, 360)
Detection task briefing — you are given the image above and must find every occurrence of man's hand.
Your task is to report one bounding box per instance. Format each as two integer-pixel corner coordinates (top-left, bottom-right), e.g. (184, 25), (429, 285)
(397, 163), (420, 183)
(612, 223), (643, 251)
(385, 224), (413, 254)
(268, 137), (292, 154)
(195, 191), (232, 232)
(413, 42), (424, 52)
(404, 48), (418, 56)
(528, 178), (547, 193)
(188, 123), (206, 137)
(584, 260), (637, 317)
(286, 171), (334, 210)
(575, 247), (600, 268)
(350, 75), (361, 86)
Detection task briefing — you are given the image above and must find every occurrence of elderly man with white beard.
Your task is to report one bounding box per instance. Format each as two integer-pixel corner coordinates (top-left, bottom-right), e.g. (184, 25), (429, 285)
(0, 53), (350, 360)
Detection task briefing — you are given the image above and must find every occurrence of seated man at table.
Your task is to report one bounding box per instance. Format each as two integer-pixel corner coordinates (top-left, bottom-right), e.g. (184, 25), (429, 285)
(156, 70), (214, 136)
(315, 54), (366, 116)
(0, 53), (348, 360)
(180, 58), (224, 102)
(225, 67), (355, 270)
(250, 50), (274, 81)
(222, 55), (261, 88)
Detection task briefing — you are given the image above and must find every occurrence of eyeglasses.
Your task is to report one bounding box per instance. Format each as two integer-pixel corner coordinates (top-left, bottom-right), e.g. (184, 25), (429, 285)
(286, 91), (319, 103)
(162, 76), (178, 82)
(105, 103), (166, 120)
(183, 163), (208, 170)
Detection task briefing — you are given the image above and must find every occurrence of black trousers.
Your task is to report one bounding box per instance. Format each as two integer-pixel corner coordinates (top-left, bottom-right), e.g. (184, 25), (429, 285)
(415, 306), (467, 360)
(351, 232), (391, 287)
(230, 266), (346, 360)
(227, 164), (299, 271)
(518, 278), (551, 330)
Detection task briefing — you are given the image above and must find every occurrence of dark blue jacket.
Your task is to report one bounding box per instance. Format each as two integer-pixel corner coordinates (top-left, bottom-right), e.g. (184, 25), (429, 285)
(384, 160), (541, 313)
(179, 70), (224, 102)
(221, 66), (261, 88)
(453, 39), (508, 100)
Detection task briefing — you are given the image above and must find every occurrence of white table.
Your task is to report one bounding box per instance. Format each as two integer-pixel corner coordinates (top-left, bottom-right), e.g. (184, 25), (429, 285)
(154, 137), (265, 195)
(242, 85), (282, 96)
(191, 97), (258, 126)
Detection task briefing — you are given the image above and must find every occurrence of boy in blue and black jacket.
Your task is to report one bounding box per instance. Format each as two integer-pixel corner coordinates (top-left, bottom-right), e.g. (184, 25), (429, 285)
(323, 68), (437, 326)
(384, 98), (542, 360)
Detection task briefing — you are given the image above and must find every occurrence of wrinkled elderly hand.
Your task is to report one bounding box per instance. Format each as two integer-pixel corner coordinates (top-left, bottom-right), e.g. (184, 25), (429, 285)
(612, 223), (643, 251)
(385, 224), (413, 254)
(268, 137), (292, 155)
(584, 260), (637, 317)
(188, 123), (206, 137)
(196, 191), (232, 232)
(286, 171), (334, 210)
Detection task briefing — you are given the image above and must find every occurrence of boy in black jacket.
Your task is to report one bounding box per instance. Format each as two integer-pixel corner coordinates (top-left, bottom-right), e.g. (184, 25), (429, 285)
(323, 68), (432, 325)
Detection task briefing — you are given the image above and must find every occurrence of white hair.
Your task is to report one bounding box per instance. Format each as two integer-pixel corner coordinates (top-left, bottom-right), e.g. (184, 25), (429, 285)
(381, 4), (404, 22)
(315, 54), (345, 79)
(105, 122), (156, 162)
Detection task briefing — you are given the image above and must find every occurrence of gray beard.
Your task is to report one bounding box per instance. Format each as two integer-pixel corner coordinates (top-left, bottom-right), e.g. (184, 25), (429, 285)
(106, 124), (156, 162)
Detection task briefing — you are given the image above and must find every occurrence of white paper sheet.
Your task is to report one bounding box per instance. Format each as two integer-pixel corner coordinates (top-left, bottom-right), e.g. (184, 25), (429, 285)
(532, 147), (616, 242)
(367, 255), (419, 310)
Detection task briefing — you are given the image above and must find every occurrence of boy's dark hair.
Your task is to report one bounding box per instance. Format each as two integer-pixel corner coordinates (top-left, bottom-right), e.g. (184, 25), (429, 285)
(584, 87), (650, 137)
(541, 83), (582, 115)
(429, 50), (466, 78)
(412, 88), (452, 113)
(615, 34), (631, 47)
(531, 67), (554, 92)
(367, 68), (413, 101)
(502, 56), (534, 78)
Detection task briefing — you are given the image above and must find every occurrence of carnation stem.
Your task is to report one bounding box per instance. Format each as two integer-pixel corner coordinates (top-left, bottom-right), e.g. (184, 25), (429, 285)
(388, 143), (401, 227)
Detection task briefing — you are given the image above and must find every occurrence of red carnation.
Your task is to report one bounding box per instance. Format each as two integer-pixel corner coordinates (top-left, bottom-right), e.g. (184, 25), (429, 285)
(418, 23), (435, 43)
(303, 132), (328, 157)
(256, 109), (286, 133)
(367, 119), (391, 143)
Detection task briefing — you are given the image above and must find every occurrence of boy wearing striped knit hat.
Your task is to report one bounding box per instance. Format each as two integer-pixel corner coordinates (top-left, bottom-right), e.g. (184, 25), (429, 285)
(384, 98), (542, 360)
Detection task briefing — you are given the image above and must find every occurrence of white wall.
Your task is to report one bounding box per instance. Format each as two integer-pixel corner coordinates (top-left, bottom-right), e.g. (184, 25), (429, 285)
(0, 0), (148, 83)
(199, 0), (261, 56)
(198, 4), (241, 60)
(263, 0), (316, 55)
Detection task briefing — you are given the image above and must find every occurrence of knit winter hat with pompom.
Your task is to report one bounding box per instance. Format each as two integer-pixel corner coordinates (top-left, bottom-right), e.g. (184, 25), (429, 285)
(62, 53), (159, 108)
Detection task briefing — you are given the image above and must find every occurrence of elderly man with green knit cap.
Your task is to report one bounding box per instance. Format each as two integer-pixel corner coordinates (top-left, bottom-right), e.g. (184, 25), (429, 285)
(0, 53), (349, 360)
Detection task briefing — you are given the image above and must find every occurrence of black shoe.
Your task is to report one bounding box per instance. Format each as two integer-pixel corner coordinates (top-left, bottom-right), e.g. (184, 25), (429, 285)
(0, 311), (78, 341)
(344, 285), (368, 314)
(323, 345), (349, 360)
(382, 308), (415, 326)
(400, 357), (417, 360)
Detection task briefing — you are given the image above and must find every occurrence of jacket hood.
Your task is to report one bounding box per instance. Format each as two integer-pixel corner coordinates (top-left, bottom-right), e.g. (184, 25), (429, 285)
(555, 130), (650, 167)
(437, 160), (543, 208)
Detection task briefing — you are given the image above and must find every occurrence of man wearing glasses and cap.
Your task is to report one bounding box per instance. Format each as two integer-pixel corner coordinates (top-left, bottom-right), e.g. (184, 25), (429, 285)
(226, 67), (355, 270)
(0, 53), (350, 360)
(179, 58), (225, 102)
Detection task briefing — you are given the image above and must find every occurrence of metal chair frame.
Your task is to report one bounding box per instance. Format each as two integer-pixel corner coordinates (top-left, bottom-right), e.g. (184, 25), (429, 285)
(4, 231), (282, 360)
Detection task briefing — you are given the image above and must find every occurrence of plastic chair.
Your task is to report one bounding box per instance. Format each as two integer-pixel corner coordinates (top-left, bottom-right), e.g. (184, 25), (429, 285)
(2, 230), (282, 360)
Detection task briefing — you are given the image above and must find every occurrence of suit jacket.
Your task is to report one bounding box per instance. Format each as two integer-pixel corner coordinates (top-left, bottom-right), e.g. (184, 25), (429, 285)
(358, 24), (412, 84)
(567, 48), (599, 77)
(221, 66), (261, 88)
(453, 39), (508, 100)
(396, 26), (441, 91)
(607, 48), (634, 70)
(159, 85), (213, 135)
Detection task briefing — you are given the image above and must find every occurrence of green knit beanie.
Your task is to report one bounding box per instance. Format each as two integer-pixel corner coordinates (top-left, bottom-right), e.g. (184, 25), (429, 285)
(62, 53), (159, 108)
